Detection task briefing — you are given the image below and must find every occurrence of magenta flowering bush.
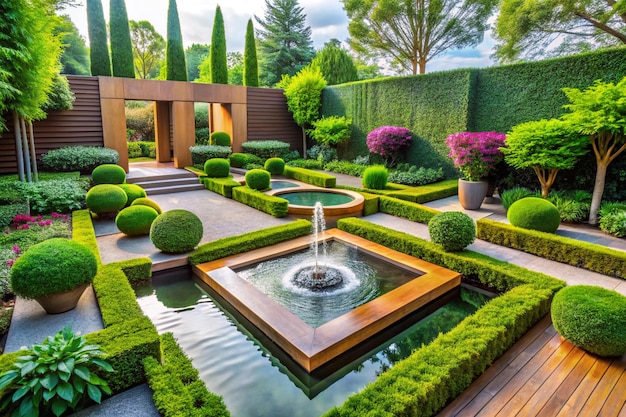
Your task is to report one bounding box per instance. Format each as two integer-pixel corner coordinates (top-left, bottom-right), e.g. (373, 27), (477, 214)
(445, 131), (506, 181)
(366, 126), (412, 166)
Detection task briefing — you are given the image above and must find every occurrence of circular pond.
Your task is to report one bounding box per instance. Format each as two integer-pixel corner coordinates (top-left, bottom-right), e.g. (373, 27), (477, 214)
(279, 191), (354, 207)
(271, 188), (365, 220)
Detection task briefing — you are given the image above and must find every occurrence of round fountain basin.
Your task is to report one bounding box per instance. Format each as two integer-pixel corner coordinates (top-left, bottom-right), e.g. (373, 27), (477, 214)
(270, 180), (301, 190)
(271, 188), (364, 219)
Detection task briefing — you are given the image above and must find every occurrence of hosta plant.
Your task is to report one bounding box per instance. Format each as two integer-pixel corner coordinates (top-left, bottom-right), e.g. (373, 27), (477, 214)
(0, 326), (113, 417)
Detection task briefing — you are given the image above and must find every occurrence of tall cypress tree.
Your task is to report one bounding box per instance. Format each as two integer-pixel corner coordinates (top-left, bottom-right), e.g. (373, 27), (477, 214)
(166, 0), (188, 81)
(109, 0), (135, 78)
(243, 19), (259, 87)
(210, 5), (228, 84)
(86, 0), (111, 76)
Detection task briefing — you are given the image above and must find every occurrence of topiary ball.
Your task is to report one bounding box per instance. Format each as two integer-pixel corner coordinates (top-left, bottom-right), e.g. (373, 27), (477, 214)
(131, 197), (162, 214)
(551, 285), (626, 357)
(428, 211), (476, 252)
(117, 183), (147, 206)
(245, 169), (271, 190)
(92, 163), (126, 185)
(86, 184), (128, 215)
(150, 210), (203, 253)
(229, 153), (248, 168)
(362, 165), (388, 189)
(210, 131), (231, 146)
(10, 238), (98, 299)
(116, 205), (159, 236)
(508, 197), (560, 233)
(204, 158), (231, 178)
(264, 158), (285, 175)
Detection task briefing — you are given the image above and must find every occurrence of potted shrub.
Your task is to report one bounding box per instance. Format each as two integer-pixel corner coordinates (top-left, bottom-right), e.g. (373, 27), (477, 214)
(445, 131), (506, 210)
(10, 238), (98, 314)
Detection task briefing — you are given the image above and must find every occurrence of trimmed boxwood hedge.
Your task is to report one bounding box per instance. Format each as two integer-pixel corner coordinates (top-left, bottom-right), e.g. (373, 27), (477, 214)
(476, 218), (626, 279)
(324, 218), (564, 417)
(283, 166), (336, 188)
(106, 257), (153, 286)
(202, 176), (241, 198)
(231, 186), (289, 217)
(379, 195), (440, 224)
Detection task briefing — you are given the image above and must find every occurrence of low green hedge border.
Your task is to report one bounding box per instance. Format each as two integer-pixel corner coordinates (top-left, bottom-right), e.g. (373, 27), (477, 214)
(189, 219), (312, 265)
(379, 195), (441, 224)
(143, 333), (229, 417)
(232, 186), (289, 217)
(283, 166), (337, 188)
(325, 218), (564, 417)
(72, 209), (103, 265)
(202, 176), (242, 198)
(106, 257), (153, 286)
(360, 192), (380, 216)
(476, 218), (626, 280)
(386, 178), (459, 203)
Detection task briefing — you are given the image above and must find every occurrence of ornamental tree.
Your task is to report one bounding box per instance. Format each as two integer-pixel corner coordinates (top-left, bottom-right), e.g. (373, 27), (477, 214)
(561, 77), (626, 224)
(109, 0), (135, 78)
(367, 126), (413, 167)
(502, 119), (589, 197)
(308, 116), (352, 148)
(86, 0), (111, 76)
(243, 19), (259, 87)
(210, 5), (228, 84)
(445, 131), (506, 181)
(165, 0), (187, 81)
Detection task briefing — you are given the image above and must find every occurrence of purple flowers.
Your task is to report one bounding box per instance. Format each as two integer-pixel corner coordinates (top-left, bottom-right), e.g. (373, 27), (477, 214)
(446, 131), (506, 181)
(11, 212), (66, 230)
(366, 126), (413, 166)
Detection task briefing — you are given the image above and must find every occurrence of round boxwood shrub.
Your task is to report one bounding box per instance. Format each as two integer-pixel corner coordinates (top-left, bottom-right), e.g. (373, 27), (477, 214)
(116, 205), (159, 236)
(204, 158), (231, 178)
(551, 285), (626, 357)
(507, 197), (561, 233)
(245, 169), (271, 190)
(150, 210), (203, 253)
(229, 153), (248, 168)
(92, 164), (126, 185)
(131, 197), (162, 214)
(117, 183), (147, 206)
(86, 184), (128, 215)
(362, 165), (388, 190)
(264, 157), (285, 175)
(210, 131), (231, 146)
(428, 211), (476, 252)
(10, 238), (98, 299)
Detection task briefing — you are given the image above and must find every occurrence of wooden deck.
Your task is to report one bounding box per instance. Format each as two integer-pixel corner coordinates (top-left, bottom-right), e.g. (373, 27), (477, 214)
(438, 315), (626, 417)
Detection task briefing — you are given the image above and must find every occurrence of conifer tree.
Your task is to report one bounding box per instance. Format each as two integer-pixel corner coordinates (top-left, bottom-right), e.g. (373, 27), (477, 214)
(309, 40), (358, 85)
(210, 5), (228, 84)
(109, 0), (135, 78)
(243, 19), (259, 87)
(86, 0), (111, 76)
(165, 0), (188, 81)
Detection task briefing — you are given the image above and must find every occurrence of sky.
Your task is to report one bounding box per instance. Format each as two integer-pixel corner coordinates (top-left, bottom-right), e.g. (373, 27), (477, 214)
(63, 0), (497, 74)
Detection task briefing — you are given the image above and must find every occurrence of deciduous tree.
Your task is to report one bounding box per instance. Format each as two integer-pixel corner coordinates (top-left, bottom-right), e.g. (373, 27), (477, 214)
(130, 20), (165, 79)
(56, 15), (90, 75)
(165, 0), (187, 81)
(342, 0), (498, 74)
(86, 0), (111, 76)
(109, 0), (135, 78)
(243, 19), (259, 87)
(185, 43), (210, 81)
(210, 5), (228, 84)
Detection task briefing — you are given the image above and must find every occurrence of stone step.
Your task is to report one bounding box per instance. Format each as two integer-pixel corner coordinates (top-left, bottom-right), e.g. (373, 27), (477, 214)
(126, 170), (204, 195)
(126, 171), (195, 184)
(144, 183), (205, 196)
(130, 177), (201, 190)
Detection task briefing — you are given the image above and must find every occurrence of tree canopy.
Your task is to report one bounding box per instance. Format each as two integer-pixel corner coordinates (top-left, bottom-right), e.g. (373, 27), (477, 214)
(130, 20), (165, 79)
(56, 15), (90, 75)
(342, 0), (498, 74)
(185, 43), (210, 81)
(228, 52), (244, 85)
(210, 5), (228, 84)
(109, 0), (135, 78)
(165, 0), (187, 81)
(255, 0), (315, 86)
(86, 0), (111, 76)
(494, 0), (626, 62)
(309, 39), (358, 85)
(243, 19), (259, 87)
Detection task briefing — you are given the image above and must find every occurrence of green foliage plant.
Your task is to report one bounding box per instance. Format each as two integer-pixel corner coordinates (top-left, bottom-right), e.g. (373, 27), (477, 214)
(0, 326), (113, 417)
(86, 184), (128, 215)
(551, 286), (626, 357)
(308, 116), (352, 148)
(109, 0), (135, 78)
(130, 197), (163, 214)
(507, 197), (561, 233)
(190, 145), (232, 168)
(387, 165), (444, 186)
(229, 153), (249, 168)
(86, 0), (111, 76)
(41, 74), (75, 112)
(500, 186), (539, 210)
(209, 131), (231, 146)
(323, 160), (367, 177)
(264, 158), (285, 175)
(10, 238), (98, 299)
(599, 210), (626, 237)
(150, 210), (203, 253)
(283, 65), (327, 128)
(241, 140), (290, 158)
(92, 164), (127, 185)
(165, 0), (188, 81)
(202, 176), (241, 198)
(428, 211), (476, 251)
(287, 158), (324, 170)
(56, 16), (90, 76)
(232, 186), (289, 217)
(42, 146), (119, 174)
(502, 118), (589, 197)
(245, 169), (271, 190)
(115, 205), (159, 236)
(547, 190), (591, 223)
(283, 166), (336, 188)
(204, 158), (230, 178)
(362, 165), (388, 189)
(210, 5), (228, 84)
(561, 77), (626, 224)
(6, 178), (89, 215)
(129, 20), (165, 79)
(243, 19), (259, 87)
(125, 105), (155, 141)
(309, 40), (358, 85)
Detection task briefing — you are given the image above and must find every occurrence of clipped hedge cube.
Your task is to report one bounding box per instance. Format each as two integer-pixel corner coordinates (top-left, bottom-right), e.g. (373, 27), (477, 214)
(92, 163), (127, 185)
(204, 158), (230, 178)
(116, 205), (159, 236)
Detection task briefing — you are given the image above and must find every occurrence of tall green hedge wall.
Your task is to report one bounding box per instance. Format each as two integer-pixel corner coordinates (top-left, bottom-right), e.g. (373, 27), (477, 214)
(322, 47), (626, 180)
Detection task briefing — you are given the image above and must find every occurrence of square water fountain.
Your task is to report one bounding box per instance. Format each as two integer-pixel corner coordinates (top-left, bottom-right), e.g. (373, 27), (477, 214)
(192, 229), (461, 372)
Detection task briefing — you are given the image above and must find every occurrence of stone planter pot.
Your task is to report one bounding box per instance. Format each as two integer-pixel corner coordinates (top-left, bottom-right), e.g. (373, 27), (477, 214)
(34, 283), (89, 314)
(458, 179), (488, 210)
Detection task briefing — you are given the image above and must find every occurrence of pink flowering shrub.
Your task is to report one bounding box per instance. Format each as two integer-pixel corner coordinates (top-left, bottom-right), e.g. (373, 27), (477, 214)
(11, 212), (67, 230)
(445, 131), (506, 181)
(366, 126), (412, 166)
